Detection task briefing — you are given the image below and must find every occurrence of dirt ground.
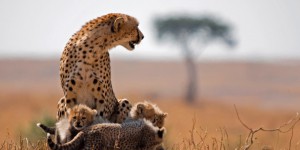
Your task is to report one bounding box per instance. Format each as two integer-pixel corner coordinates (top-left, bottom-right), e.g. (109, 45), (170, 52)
(0, 59), (299, 149)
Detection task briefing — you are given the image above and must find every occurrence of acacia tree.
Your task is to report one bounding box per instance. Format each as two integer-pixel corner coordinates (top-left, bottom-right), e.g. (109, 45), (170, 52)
(155, 15), (236, 103)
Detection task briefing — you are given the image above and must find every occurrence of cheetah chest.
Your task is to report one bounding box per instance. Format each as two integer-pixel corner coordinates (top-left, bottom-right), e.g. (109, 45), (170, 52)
(73, 64), (103, 109)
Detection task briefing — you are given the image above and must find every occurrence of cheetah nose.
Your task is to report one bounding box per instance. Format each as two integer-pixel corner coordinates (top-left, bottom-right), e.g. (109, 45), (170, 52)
(141, 35), (144, 40)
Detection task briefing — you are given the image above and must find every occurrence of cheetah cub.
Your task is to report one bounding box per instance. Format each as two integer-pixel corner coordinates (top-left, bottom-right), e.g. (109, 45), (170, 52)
(129, 101), (167, 150)
(38, 104), (104, 144)
(47, 119), (165, 150)
(129, 101), (167, 128)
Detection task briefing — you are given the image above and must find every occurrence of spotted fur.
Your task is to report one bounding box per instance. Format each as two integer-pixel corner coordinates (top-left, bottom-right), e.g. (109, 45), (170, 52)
(47, 119), (165, 150)
(109, 98), (132, 123)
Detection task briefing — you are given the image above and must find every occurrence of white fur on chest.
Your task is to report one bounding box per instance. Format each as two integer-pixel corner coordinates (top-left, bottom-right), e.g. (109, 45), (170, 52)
(75, 64), (96, 108)
(56, 118), (70, 141)
(77, 84), (94, 107)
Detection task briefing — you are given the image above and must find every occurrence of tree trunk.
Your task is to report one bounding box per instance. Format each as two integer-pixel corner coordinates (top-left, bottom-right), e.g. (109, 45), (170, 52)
(185, 57), (198, 103)
(181, 37), (198, 103)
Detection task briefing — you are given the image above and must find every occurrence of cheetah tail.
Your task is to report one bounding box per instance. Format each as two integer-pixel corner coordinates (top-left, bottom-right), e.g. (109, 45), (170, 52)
(47, 131), (84, 150)
(37, 123), (56, 135)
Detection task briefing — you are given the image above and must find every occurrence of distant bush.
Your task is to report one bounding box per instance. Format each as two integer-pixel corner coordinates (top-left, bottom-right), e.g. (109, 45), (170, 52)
(20, 114), (55, 141)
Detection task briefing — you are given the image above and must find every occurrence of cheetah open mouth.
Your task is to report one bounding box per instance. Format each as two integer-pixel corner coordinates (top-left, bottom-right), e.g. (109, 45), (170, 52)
(129, 40), (139, 49)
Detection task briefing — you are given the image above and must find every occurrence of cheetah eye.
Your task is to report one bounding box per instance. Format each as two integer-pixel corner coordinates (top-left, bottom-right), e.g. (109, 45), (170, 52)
(82, 117), (86, 120)
(72, 116), (76, 120)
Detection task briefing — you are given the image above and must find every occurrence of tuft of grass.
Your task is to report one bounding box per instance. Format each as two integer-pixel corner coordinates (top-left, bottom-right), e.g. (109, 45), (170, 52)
(168, 117), (231, 150)
(167, 107), (300, 150)
(0, 135), (48, 150)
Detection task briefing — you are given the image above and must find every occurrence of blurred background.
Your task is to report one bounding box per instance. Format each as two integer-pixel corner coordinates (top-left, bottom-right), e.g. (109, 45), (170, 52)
(0, 0), (300, 149)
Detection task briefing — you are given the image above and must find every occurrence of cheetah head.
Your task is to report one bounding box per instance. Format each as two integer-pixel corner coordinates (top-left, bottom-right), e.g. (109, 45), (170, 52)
(111, 14), (144, 50)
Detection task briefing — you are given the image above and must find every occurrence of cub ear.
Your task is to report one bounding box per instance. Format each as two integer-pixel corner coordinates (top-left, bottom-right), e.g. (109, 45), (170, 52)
(137, 104), (145, 114)
(92, 109), (98, 116)
(67, 108), (72, 115)
(162, 113), (168, 118)
(111, 17), (125, 33)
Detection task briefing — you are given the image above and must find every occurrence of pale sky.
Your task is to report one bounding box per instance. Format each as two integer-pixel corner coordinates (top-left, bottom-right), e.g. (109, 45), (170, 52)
(0, 0), (299, 61)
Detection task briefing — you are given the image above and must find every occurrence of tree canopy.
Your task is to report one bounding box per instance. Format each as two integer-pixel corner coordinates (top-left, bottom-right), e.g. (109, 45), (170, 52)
(155, 15), (236, 48)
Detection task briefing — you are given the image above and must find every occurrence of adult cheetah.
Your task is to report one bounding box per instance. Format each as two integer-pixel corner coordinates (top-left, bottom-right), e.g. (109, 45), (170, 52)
(57, 13), (143, 121)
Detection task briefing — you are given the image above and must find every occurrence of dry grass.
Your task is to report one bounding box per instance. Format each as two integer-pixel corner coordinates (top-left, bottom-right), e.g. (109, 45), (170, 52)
(0, 135), (47, 150)
(1, 106), (299, 150)
(167, 106), (300, 150)
(234, 105), (300, 150)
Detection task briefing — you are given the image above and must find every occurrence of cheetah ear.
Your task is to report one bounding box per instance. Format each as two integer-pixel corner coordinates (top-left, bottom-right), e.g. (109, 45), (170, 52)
(112, 17), (125, 33)
(162, 113), (168, 118)
(136, 104), (145, 115)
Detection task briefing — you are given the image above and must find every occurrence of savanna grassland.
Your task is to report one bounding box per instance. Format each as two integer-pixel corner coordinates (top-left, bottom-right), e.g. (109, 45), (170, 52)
(0, 59), (300, 149)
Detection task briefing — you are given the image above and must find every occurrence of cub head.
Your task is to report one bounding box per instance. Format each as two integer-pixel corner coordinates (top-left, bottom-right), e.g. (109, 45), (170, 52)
(131, 101), (168, 128)
(135, 102), (156, 119)
(68, 104), (97, 130)
(110, 13), (144, 50)
(152, 113), (168, 129)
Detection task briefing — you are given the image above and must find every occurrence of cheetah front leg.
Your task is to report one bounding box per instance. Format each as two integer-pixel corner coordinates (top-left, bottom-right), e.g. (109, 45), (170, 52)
(92, 80), (111, 119)
(63, 77), (80, 111)
(64, 91), (78, 111)
(56, 97), (67, 120)
(89, 75), (118, 121)
(109, 98), (132, 123)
